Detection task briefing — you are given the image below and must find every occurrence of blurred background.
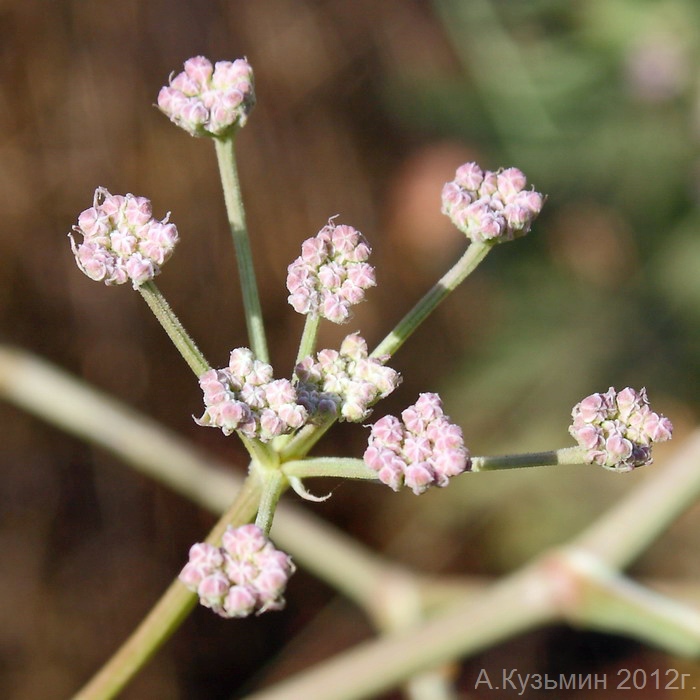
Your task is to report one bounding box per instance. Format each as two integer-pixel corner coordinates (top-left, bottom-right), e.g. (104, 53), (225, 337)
(1, 0), (700, 697)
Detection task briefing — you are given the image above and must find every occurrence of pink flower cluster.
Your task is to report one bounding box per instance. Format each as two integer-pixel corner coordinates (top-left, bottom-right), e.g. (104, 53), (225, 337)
(287, 220), (376, 324)
(179, 524), (295, 618)
(364, 393), (470, 495)
(196, 348), (308, 442)
(158, 56), (255, 137)
(295, 333), (400, 422)
(569, 387), (673, 472)
(69, 188), (178, 288)
(441, 162), (544, 244)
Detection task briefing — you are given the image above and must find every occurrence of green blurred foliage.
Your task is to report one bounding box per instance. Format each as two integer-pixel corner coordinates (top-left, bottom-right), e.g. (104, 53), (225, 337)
(379, 0), (700, 437)
(376, 0), (700, 600)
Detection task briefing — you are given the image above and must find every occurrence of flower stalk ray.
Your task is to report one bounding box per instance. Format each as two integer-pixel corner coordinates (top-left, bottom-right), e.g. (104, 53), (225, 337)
(7, 41), (684, 699)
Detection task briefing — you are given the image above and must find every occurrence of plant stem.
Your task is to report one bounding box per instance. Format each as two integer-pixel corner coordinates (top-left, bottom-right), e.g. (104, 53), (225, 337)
(239, 434), (276, 468)
(244, 564), (556, 700)
(562, 548), (700, 657)
(7, 346), (700, 697)
(214, 136), (269, 363)
(255, 466), (288, 534)
(575, 430), (700, 570)
(283, 457), (378, 481)
(0, 344), (389, 610)
(469, 446), (586, 472)
(283, 242), (494, 460)
(72, 473), (262, 700)
(371, 242), (491, 359)
(243, 540), (700, 700)
(283, 449), (587, 481)
(296, 313), (321, 364)
(278, 415), (337, 462)
(138, 281), (210, 376)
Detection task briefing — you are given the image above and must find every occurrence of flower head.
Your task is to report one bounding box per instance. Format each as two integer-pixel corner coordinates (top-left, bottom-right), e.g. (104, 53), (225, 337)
(569, 386), (673, 472)
(158, 56), (255, 137)
(69, 188), (178, 288)
(295, 333), (400, 422)
(196, 348), (308, 442)
(441, 163), (544, 244)
(287, 220), (376, 323)
(179, 524), (295, 618)
(364, 393), (470, 494)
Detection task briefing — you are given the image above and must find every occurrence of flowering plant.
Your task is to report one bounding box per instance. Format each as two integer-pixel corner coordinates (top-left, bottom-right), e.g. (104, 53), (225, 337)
(52, 55), (684, 699)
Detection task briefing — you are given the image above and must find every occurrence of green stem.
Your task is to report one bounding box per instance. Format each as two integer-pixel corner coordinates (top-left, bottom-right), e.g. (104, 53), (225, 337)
(563, 549), (700, 657)
(296, 313), (321, 364)
(11, 345), (700, 698)
(138, 282), (275, 465)
(470, 446), (586, 472)
(244, 564), (556, 700)
(138, 281), (210, 376)
(279, 415), (337, 462)
(214, 136), (269, 363)
(371, 242), (491, 359)
(239, 434), (277, 468)
(283, 457), (378, 481)
(282, 243), (493, 460)
(72, 473), (262, 700)
(575, 430), (700, 570)
(283, 449), (586, 480)
(255, 467), (288, 535)
(0, 344), (393, 611)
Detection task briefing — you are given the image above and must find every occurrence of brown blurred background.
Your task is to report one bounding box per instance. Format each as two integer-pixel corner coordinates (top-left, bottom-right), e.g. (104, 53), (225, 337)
(2, 0), (700, 697)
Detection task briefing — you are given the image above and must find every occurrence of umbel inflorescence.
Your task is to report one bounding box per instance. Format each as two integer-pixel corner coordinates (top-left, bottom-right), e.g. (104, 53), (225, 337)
(364, 393), (470, 495)
(157, 56), (255, 137)
(295, 333), (400, 422)
(179, 524), (295, 618)
(569, 386), (673, 472)
(286, 219), (376, 324)
(67, 54), (674, 622)
(196, 348), (308, 442)
(69, 188), (178, 288)
(441, 162), (544, 244)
